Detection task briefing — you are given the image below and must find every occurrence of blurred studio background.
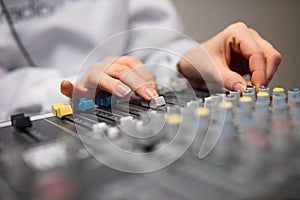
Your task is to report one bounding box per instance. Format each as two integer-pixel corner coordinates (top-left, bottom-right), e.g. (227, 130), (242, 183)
(173, 0), (300, 89)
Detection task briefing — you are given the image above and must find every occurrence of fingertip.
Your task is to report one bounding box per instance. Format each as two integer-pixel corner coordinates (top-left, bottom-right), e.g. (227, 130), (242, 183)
(251, 71), (267, 89)
(114, 83), (132, 97)
(61, 80), (72, 88)
(145, 87), (158, 98)
(246, 80), (252, 86)
(136, 85), (158, 101)
(233, 82), (247, 92)
(60, 80), (73, 98)
(249, 52), (267, 87)
(221, 68), (247, 92)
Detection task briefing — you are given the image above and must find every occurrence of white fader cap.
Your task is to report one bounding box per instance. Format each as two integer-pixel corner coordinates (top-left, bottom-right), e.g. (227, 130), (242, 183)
(141, 96), (166, 108)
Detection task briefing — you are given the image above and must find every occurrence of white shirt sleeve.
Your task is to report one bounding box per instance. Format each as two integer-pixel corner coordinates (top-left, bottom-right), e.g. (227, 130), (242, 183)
(0, 66), (74, 121)
(126, 0), (198, 85)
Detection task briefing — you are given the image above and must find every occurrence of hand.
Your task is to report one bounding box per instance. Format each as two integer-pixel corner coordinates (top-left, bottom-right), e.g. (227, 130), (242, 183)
(60, 56), (158, 101)
(178, 22), (282, 92)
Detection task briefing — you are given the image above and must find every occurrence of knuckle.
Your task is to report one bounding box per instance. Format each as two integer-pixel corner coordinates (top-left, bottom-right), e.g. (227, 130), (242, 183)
(228, 22), (248, 31)
(235, 22), (248, 29)
(257, 50), (265, 57)
(222, 72), (234, 84)
(122, 56), (139, 64)
(253, 49), (265, 59)
(274, 51), (282, 63)
(88, 63), (101, 74)
(248, 28), (259, 36)
(224, 22), (250, 38)
(265, 51), (282, 65)
(114, 64), (130, 77)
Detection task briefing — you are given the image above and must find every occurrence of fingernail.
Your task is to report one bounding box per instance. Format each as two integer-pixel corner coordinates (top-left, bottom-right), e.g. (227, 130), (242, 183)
(145, 87), (158, 99)
(255, 84), (261, 93)
(115, 84), (131, 97)
(233, 83), (246, 92)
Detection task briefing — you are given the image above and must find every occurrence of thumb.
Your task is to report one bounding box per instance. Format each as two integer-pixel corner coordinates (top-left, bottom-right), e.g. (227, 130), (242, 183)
(221, 68), (247, 92)
(60, 80), (74, 98)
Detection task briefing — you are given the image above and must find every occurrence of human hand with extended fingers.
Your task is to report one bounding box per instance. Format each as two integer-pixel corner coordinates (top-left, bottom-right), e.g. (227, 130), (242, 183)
(178, 22), (282, 91)
(60, 56), (158, 101)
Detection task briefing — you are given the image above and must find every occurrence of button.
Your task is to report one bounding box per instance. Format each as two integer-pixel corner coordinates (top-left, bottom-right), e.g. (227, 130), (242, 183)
(52, 103), (64, 115)
(288, 88), (300, 109)
(272, 93), (287, 109)
(106, 127), (120, 140)
(273, 87), (285, 96)
(95, 92), (117, 107)
(77, 98), (95, 112)
(225, 94), (238, 107)
(256, 92), (270, 105)
(229, 90), (241, 99)
(92, 122), (108, 134)
(141, 96), (166, 108)
(259, 86), (270, 94)
(246, 85), (256, 93)
(167, 114), (181, 125)
(243, 89), (256, 101)
(11, 113), (32, 130)
(196, 107), (210, 117)
(52, 103), (73, 118)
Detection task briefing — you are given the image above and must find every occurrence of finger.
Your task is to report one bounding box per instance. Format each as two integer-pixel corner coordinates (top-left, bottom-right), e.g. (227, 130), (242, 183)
(105, 63), (158, 100)
(135, 85), (158, 101)
(87, 57), (154, 85)
(220, 67), (247, 91)
(76, 57), (158, 100)
(97, 73), (132, 98)
(105, 63), (151, 90)
(60, 80), (74, 98)
(120, 69), (158, 100)
(115, 56), (156, 84)
(225, 22), (267, 87)
(249, 28), (282, 84)
(61, 80), (93, 99)
(96, 56), (157, 89)
(80, 57), (124, 89)
(98, 73), (157, 100)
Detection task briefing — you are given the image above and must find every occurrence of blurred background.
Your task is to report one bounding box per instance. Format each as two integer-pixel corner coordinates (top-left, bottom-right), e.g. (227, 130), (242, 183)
(173, 0), (300, 89)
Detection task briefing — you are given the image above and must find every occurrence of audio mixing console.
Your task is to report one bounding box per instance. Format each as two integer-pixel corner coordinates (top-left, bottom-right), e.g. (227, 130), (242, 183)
(1, 81), (300, 200)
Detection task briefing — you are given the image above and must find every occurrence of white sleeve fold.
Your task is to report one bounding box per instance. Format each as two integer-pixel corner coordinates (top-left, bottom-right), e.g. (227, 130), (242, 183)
(0, 67), (75, 121)
(127, 0), (198, 85)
